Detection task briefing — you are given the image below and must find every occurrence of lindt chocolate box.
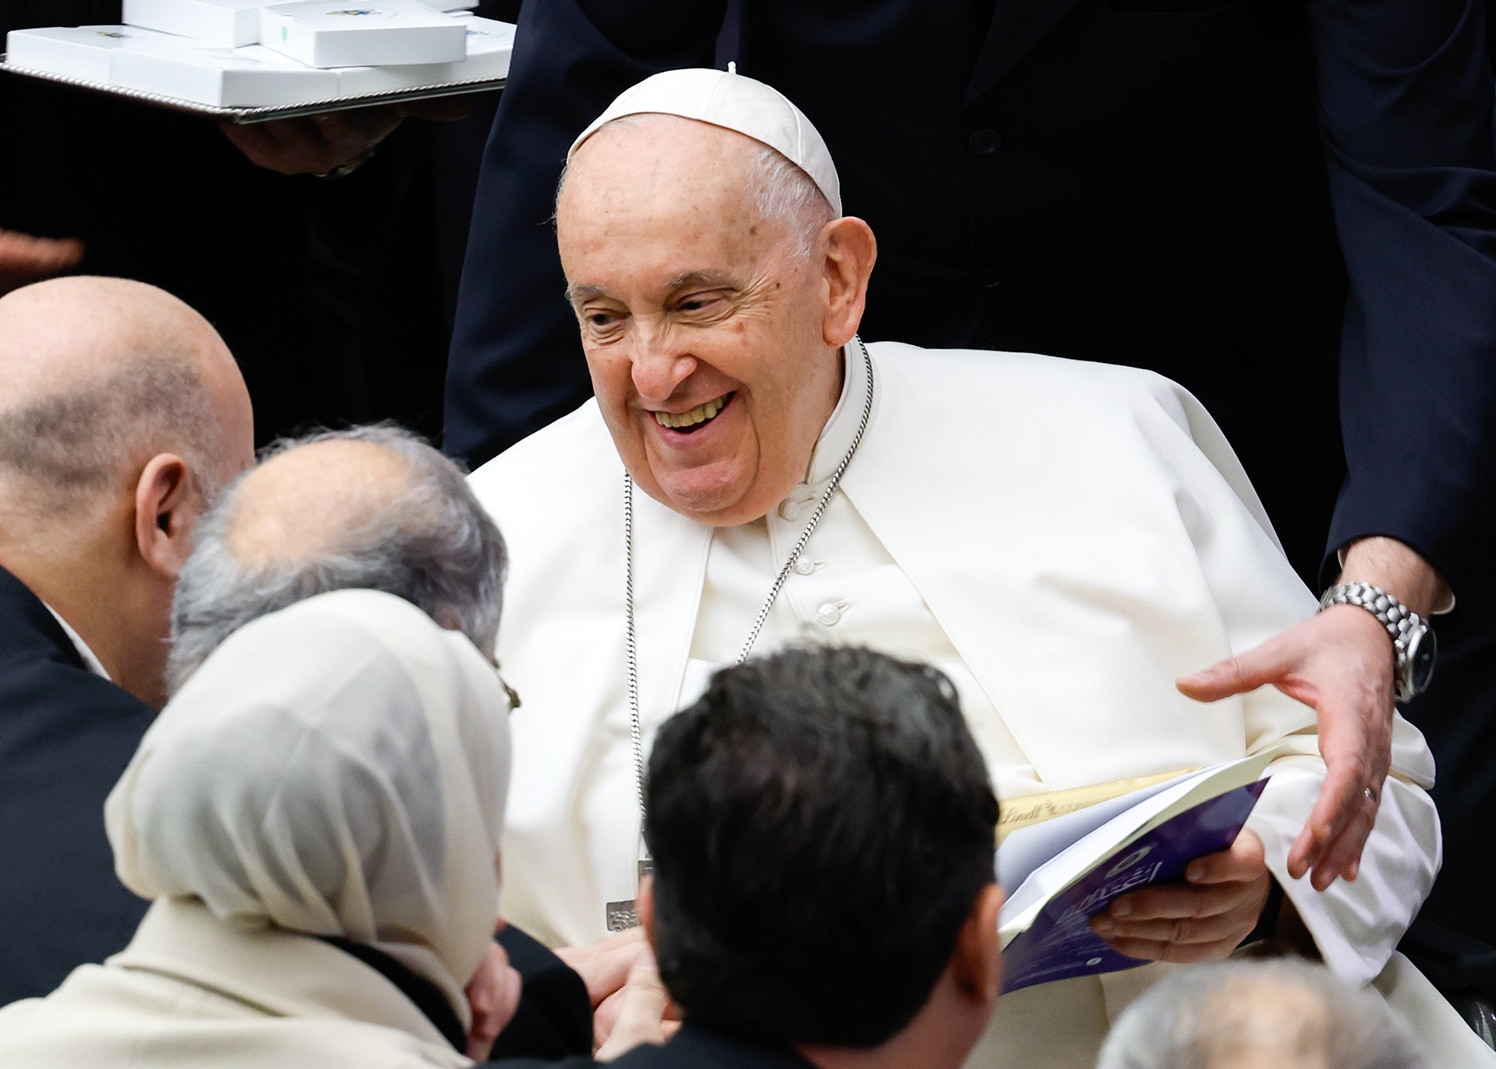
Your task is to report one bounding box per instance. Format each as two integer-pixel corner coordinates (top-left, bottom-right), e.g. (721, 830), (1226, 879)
(3, 24), (181, 82)
(121, 0), (268, 48)
(333, 15), (512, 96)
(111, 38), (339, 105)
(257, 1), (467, 68)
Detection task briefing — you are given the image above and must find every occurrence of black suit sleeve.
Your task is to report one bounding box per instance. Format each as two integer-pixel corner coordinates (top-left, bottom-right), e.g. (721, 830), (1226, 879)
(0, 569), (153, 1005)
(485, 924), (593, 1060)
(1309, 0), (1496, 599)
(442, 0), (728, 467)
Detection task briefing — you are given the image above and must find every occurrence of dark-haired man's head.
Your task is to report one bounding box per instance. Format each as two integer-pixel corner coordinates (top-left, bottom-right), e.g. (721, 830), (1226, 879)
(641, 646), (1002, 1068)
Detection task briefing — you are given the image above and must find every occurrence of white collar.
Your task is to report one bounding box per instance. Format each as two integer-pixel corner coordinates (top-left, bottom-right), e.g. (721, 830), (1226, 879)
(802, 340), (873, 488)
(42, 602), (111, 681)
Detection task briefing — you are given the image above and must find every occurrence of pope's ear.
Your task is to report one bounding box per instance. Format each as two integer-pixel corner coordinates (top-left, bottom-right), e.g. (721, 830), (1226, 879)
(820, 216), (876, 348)
(133, 452), (199, 580)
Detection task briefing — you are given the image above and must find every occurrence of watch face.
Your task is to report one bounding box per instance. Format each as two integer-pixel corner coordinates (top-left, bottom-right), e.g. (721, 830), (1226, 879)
(1407, 627), (1437, 696)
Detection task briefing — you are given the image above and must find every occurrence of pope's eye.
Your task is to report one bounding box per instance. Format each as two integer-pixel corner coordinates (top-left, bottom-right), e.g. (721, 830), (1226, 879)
(584, 310), (623, 330)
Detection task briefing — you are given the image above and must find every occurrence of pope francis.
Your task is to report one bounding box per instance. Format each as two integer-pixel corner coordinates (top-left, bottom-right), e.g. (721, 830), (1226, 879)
(467, 68), (1487, 1068)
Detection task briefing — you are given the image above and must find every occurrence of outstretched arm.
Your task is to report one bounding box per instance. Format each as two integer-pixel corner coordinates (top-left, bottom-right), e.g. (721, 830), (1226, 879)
(1179, 537), (1447, 890)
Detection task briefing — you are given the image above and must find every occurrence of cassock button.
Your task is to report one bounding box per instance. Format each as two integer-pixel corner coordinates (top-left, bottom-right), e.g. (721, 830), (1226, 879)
(973, 266), (1007, 290)
(816, 602), (843, 627)
(793, 557), (816, 576)
(967, 128), (1002, 156)
(778, 500), (802, 521)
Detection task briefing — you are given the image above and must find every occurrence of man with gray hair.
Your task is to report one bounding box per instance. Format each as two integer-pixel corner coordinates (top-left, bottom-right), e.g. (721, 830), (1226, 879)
(165, 423), (599, 1061)
(0, 276), (254, 1003)
(167, 424), (507, 692)
(1097, 958), (1425, 1069)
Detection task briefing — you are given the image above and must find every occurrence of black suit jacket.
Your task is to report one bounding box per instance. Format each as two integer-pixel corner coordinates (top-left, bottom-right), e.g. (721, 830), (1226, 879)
(0, 565), (153, 1005)
(445, 0), (1496, 600)
(495, 1022), (818, 1069)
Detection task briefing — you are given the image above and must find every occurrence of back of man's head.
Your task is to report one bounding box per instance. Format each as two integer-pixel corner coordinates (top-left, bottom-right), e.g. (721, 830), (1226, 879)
(644, 646), (1000, 1049)
(0, 277), (253, 706)
(0, 277), (249, 538)
(1097, 958), (1424, 1069)
(167, 425), (507, 692)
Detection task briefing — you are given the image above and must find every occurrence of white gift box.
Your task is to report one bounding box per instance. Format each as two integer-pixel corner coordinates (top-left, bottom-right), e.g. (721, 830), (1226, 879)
(334, 15), (512, 95)
(258, 1), (467, 68)
(121, 0), (267, 48)
(3, 25), (180, 82)
(111, 38), (338, 106)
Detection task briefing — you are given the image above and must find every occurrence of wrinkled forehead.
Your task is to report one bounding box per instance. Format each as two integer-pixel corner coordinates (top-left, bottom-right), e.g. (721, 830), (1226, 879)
(557, 118), (782, 273)
(561, 115), (763, 215)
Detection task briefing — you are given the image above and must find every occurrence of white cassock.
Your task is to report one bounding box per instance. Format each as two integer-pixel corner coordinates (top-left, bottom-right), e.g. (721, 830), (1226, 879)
(470, 341), (1488, 1068)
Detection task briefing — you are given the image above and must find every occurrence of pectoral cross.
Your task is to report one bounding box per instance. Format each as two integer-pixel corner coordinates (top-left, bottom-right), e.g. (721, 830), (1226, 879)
(605, 859), (654, 932)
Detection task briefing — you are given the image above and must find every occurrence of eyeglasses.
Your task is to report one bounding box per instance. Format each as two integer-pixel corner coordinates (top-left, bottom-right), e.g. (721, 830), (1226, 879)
(495, 665), (522, 712)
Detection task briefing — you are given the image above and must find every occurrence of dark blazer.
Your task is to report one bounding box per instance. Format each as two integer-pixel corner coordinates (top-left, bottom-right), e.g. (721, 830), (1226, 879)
(495, 1022), (819, 1069)
(0, 565), (153, 1006)
(445, 0), (1496, 601)
(488, 924), (594, 1060)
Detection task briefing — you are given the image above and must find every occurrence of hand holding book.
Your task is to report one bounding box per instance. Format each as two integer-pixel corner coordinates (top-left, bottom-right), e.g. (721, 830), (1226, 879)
(997, 751), (1278, 993)
(1088, 827), (1272, 964)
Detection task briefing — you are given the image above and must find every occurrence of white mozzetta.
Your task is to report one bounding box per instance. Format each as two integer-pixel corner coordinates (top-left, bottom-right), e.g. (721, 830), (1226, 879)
(469, 340), (1448, 1068)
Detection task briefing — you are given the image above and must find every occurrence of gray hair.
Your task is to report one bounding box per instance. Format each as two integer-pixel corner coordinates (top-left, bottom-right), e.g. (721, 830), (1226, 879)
(167, 425), (507, 694)
(1097, 959), (1424, 1069)
(0, 359), (219, 520)
(556, 114), (836, 261)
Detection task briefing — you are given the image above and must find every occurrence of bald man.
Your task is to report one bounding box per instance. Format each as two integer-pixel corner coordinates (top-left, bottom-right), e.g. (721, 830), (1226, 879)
(166, 424), (508, 691)
(0, 276), (254, 1004)
(1096, 958), (1426, 1069)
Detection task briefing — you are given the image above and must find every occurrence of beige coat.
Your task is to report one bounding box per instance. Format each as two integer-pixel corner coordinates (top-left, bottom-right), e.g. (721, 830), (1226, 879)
(0, 898), (471, 1069)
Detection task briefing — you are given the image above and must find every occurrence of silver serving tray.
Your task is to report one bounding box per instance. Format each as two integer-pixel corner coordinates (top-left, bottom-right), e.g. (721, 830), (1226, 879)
(0, 54), (503, 123)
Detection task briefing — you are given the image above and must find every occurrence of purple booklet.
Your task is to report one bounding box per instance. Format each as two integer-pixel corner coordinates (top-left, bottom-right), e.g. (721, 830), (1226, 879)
(996, 750), (1276, 994)
(1001, 780), (1267, 992)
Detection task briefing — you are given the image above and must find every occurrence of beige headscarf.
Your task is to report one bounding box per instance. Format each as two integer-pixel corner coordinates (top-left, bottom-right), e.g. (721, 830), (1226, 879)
(105, 588), (511, 1024)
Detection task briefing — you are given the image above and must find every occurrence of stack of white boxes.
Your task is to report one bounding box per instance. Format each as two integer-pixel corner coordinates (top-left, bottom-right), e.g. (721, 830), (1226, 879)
(4, 0), (514, 108)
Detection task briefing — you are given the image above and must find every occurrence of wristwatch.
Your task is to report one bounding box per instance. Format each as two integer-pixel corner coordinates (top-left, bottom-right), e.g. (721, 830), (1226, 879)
(1318, 582), (1437, 703)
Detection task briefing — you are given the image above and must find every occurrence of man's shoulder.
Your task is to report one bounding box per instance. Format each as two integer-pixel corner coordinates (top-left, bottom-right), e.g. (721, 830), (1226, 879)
(468, 399), (618, 503)
(867, 339), (1190, 407)
(0, 564), (154, 757)
(864, 340), (1201, 447)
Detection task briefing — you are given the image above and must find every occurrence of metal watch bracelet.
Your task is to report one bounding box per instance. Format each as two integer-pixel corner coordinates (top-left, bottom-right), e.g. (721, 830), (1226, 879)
(1317, 582), (1436, 702)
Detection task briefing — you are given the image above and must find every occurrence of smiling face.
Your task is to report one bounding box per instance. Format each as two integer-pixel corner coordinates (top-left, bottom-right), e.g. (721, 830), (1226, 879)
(557, 117), (851, 527)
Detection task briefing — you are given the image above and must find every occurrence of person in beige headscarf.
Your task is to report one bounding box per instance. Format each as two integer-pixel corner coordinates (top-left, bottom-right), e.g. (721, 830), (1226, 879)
(0, 588), (518, 1069)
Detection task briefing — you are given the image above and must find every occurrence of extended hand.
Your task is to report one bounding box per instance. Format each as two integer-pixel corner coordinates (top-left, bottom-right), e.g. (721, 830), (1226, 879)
(1090, 828), (1271, 962)
(220, 108), (402, 176)
(594, 962), (678, 1060)
(555, 926), (659, 1051)
(465, 938), (522, 1061)
(1176, 606), (1392, 890)
(0, 229), (85, 294)
(218, 96), (474, 177)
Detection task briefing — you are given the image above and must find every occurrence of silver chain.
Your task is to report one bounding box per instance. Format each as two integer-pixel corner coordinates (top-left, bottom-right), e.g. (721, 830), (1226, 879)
(624, 338), (876, 819)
